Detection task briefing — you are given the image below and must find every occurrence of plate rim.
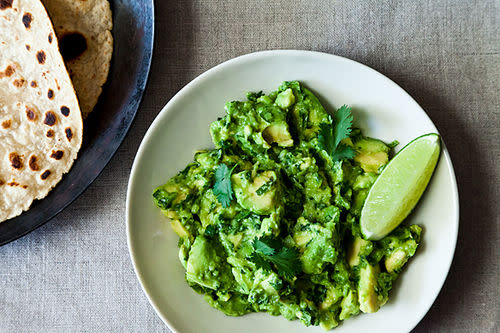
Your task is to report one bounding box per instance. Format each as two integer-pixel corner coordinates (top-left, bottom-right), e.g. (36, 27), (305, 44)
(0, 0), (155, 246)
(126, 49), (459, 332)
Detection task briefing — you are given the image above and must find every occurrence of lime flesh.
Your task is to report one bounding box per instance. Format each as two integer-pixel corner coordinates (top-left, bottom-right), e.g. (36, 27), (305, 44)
(360, 133), (441, 240)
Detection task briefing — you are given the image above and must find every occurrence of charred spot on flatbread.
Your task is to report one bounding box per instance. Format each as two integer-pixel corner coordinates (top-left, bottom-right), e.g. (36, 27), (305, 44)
(9, 153), (23, 170)
(1, 120), (11, 128)
(26, 107), (37, 121)
(40, 170), (51, 180)
(0, 65), (15, 78)
(0, 179), (4, 186)
(46, 129), (55, 138)
(25, 44), (30, 51)
(59, 32), (87, 61)
(0, 0), (13, 10)
(43, 111), (57, 126)
(60, 106), (70, 116)
(29, 155), (40, 171)
(36, 50), (46, 64)
(30, 80), (37, 87)
(48, 33), (53, 43)
(47, 89), (54, 99)
(50, 150), (64, 160)
(22, 12), (32, 29)
(65, 127), (73, 141)
(13, 78), (25, 87)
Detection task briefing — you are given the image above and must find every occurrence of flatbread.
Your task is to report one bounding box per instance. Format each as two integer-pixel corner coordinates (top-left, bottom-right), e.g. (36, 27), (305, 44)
(0, 0), (83, 222)
(42, 0), (113, 119)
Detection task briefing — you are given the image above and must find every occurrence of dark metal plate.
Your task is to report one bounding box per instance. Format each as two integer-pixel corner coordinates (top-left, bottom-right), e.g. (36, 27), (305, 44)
(0, 0), (154, 246)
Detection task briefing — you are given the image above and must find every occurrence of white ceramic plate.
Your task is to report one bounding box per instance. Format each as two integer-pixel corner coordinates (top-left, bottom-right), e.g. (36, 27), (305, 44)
(127, 50), (459, 333)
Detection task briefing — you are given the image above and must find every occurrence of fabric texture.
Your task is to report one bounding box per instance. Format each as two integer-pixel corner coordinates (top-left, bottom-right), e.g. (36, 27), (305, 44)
(0, 0), (498, 332)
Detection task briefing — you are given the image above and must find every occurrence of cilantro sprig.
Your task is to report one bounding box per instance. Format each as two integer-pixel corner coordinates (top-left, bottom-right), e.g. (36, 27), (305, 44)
(250, 236), (302, 279)
(318, 105), (356, 161)
(213, 163), (236, 207)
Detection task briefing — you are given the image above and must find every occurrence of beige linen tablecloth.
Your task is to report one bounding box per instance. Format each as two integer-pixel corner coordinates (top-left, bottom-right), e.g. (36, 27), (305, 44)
(1, 0), (498, 332)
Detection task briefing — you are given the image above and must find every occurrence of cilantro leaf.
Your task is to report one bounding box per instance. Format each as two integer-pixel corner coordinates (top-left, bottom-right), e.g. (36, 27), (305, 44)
(318, 105), (355, 162)
(250, 237), (302, 279)
(269, 247), (302, 279)
(253, 237), (277, 256)
(318, 123), (335, 156)
(331, 143), (356, 161)
(249, 253), (273, 271)
(333, 105), (353, 148)
(213, 164), (236, 207)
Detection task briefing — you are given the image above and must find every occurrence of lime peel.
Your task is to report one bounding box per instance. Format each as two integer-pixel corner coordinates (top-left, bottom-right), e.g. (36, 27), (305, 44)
(360, 133), (441, 240)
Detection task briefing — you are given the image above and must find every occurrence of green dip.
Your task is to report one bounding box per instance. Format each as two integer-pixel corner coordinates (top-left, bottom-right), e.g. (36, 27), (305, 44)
(152, 81), (421, 330)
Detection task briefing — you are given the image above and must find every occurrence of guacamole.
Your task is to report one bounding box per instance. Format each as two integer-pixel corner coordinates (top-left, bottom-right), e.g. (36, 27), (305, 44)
(152, 81), (421, 330)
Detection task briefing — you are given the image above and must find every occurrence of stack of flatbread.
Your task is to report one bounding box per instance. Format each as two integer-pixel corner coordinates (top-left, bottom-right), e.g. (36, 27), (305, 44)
(0, 0), (112, 223)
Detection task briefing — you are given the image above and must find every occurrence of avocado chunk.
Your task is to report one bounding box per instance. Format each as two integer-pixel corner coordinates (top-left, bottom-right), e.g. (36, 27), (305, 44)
(227, 256), (254, 294)
(347, 237), (370, 267)
(262, 122), (294, 147)
(354, 137), (390, 173)
(232, 170), (278, 215)
(170, 219), (190, 239)
(385, 249), (409, 273)
(293, 218), (339, 274)
(275, 88), (296, 109)
(319, 285), (343, 310)
(339, 290), (360, 320)
(186, 236), (221, 290)
(204, 292), (252, 316)
(289, 85), (331, 140)
(152, 188), (176, 210)
(319, 311), (339, 330)
(380, 225), (421, 273)
(358, 264), (382, 313)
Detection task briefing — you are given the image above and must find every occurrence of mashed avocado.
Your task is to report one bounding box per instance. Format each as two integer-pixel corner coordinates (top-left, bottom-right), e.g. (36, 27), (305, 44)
(152, 81), (422, 329)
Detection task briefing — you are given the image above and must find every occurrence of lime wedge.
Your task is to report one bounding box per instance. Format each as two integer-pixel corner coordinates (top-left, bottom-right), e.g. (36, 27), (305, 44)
(360, 133), (441, 240)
